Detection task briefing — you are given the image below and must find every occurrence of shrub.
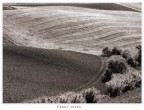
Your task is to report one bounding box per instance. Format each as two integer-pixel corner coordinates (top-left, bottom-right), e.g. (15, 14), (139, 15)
(106, 74), (135, 97)
(81, 87), (109, 103)
(101, 69), (112, 83)
(24, 87), (109, 103)
(106, 55), (128, 73)
(122, 50), (131, 59)
(102, 46), (141, 68)
(128, 67), (141, 87)
(102, 47), (112, 57)
(112, 47), (122, 55)
(101, 55), (128, 83)
(121, 49), (138, 67)
(127, 57), (138, 68)
(25, 96), (56, 103)
(56, 92), (86, 103)
(102, 47), (122, 57)
(106, 67), (141, 97)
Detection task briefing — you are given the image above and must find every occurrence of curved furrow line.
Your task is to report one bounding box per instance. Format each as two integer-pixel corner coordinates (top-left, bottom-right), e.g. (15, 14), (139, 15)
(63, 33), (139, 45)
(41, 21), (139, 34)
(39, 25), (139, 39)
(4, 6), (141, 55)
(55, 27), (140, 42)
(75, 57), (105, 91)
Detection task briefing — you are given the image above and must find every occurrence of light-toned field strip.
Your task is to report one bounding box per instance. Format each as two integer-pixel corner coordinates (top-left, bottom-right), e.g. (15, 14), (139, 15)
(3, 5), (141, 55)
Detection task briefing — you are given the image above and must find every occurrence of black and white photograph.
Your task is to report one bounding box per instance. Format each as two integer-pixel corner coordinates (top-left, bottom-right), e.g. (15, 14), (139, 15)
(2, 1), (142, 105)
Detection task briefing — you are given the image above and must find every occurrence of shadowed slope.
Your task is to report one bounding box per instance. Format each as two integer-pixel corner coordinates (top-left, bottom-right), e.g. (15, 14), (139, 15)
(116, 3), (141, 12)
(4, 3), (141, 12)
(3, 45), (103, 103)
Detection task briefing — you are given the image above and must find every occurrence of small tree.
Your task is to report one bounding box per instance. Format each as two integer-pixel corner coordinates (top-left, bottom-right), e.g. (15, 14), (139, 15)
(101, 69), (112, 83)
(102, 47), (112, 57)
(106, 55), (128, 73)
(112, 47), (122, 55)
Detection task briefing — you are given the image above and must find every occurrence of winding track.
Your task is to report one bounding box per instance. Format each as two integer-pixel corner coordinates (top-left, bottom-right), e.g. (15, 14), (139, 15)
(75, 56), (105, 91)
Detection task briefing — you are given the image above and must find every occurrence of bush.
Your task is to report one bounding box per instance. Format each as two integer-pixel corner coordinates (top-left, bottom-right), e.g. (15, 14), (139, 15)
(101, 69), (112, 83)
(106, 67), (141, 97)
(121, 48), (139, 68)
(106, 55), (128, 73)
(81, 87), (109, 103)
(112, 47), (122, 55)
(101, 55), (128, 83)
(24, 87), (109, 103)
(56, 92), (86, 103)
(127, 57), (138, 68)
(102, 47), (112, 57)
(128, 67), (141, 87)
(122, 50), (131, 59)
(102, 47), (122, 57)
(102, 46), (141, 68)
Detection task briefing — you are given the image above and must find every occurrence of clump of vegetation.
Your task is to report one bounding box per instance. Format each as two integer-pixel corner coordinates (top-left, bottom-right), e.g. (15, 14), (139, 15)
(112, 47), (122, 55)
(24, 87), (109, 103)
(102, 47), (122, 57)
(81, 87), (109, 103)
(106, 55), (127, 73)
(102, 45), (141, 68)
(121, 48), (139, 68)
(121, 49), (131, 59)
(102, 47), (112, 57)
(101, 45), (141, 98)
(55, 92), (86, 103)
(101, 69), (112, 83)
(101, 55), (128, 83)
(106, 67), (141, 97)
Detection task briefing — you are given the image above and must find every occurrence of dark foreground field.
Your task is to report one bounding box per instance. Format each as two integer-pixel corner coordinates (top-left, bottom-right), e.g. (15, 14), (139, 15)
(3, 45), (104, 103)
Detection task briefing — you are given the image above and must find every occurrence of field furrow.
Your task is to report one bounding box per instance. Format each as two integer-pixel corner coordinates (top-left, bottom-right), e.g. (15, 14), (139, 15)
(3, 5), (141, 55)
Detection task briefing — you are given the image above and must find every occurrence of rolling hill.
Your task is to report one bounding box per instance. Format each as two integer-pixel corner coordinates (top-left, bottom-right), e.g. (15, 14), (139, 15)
(3, 3), (141, 103)
(3, 4), (141, 55)
(3, 45), (104, 103)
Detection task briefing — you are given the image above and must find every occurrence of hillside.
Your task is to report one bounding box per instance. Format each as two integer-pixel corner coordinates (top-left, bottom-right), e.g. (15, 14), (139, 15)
(3, 45), (103, 103)
(3, 5), (141, 55)
(3, 3), (141, 103)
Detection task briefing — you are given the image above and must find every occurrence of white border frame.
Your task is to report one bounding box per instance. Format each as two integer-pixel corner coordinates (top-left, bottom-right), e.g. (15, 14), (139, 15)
(0, 0), (143, 110)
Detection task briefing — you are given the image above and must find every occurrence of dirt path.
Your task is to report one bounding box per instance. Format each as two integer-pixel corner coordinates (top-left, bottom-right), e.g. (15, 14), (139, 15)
(75, 56), (105, 91)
